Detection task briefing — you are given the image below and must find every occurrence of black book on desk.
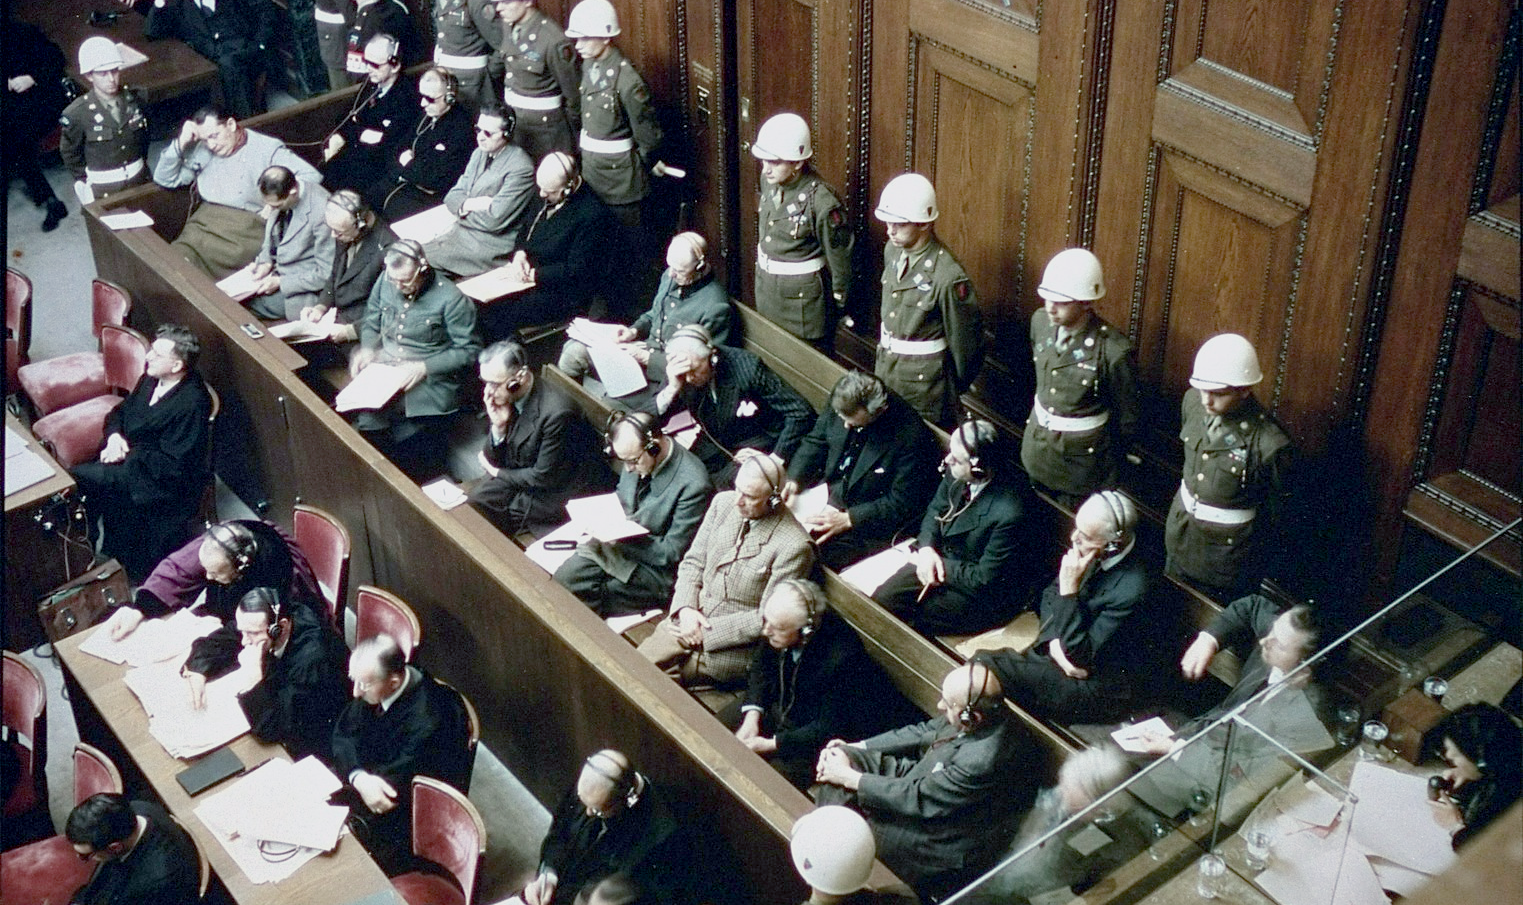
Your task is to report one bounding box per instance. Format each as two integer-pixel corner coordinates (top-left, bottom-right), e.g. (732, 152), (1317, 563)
(175, 746), (245, 796)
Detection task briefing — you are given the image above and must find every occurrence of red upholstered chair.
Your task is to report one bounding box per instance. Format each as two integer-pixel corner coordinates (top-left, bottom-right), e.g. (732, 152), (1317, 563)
(355, 585), (422, 660)
(31, 324), (149, 468)
(6, 268), (33, 398)
(2, 649), (49, 828)
(16, 279), (132, 417)
(0, 743), (125, 904)
(390, 776), (487, 905)
(294, 503), (352, 631)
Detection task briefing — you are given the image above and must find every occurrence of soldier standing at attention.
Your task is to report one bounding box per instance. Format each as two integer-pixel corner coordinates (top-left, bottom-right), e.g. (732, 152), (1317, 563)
(430, 0), (502, 112)
(61, 38), (151, 202)
(751, 113), (853, 352)
(1166, 333), (1294, 598)
(1021, 248), (1139, 509)
(493, 0), (579, 160)
(873, 173), (983, 427)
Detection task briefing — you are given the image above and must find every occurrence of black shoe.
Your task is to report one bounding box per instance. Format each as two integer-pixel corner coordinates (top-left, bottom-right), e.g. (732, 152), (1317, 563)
(42, 199), (68, 232)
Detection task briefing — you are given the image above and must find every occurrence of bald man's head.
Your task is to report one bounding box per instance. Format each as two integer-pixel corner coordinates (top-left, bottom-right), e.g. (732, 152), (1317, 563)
(577, 750), (635, 819)
(760, 579), (820, 649)
(938, 663), (1000, 732)
(537, 152), (579, 203)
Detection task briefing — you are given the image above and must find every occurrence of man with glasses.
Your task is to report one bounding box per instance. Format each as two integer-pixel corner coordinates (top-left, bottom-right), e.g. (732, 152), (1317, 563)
(875, 419), (1039, 637)
(369, 67), (476, 221)
(322, 34), (420, 193)
(154, 104), (321, 279)
(636, 451), (813, 687)
(422, 102), (535, 279)
(553, 411), (712, 616)
(467, 339), (611, 535)
(58, 793), (198, 905)
(302, 190), (397, 346)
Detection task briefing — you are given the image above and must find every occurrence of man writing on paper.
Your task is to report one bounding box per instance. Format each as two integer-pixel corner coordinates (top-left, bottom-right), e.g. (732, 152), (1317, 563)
(349, 239), (481, 478)
(558, 231), (736, 390)
(477, 152), (617, 342)
(421, 101), (535, 279)
(467, 340), (612, 535)
(875, 418), (1038, 637)
(553, 411), (712, 616)
(153, 104), (321, 279)
(245, 166), (335, 322)
(296, 190), (397, 349)
(785, 371), (939, 570)
(636, 452), (813, 687)
(331, 635), (473, 872)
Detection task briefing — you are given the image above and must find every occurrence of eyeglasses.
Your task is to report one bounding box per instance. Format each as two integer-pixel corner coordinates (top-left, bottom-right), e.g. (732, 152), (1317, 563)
(475, 127), (503, 137)
(419, 92), (444, 103)
(364, 59), (392, 69)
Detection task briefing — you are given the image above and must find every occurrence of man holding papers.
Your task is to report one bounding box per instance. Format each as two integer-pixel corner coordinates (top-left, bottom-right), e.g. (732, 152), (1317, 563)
(421, 102), (535, 278)
(331, 635), (473, 872)
(636, 452), (813, 687)
(62, 794), (200, 905)
(246, 165), (335, 321)
(303, 190), (398, 345)
(554, 411), (712, 616)
(875, 419), (1038, 636)
(349, 239), (481, 477)
(467, 340), (611, 535)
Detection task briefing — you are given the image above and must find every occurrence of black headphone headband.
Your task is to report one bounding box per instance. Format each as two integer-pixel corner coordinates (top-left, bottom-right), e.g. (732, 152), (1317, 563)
(366, 33), (402, 66)
(604, 410), (660, 458)
(959, 667), (988, 727)
(742, 454), (784, 508)
(386, 239), (429, 270)
(584, 753), (641, 808)
(424, 67), (459, 105)
(206, 522), (258, 572)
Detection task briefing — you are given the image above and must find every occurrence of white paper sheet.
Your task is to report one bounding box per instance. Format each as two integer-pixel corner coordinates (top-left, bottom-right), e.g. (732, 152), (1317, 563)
(390, 204), (456, 244)
(124, 660), (251, 758)
(524, 522), (584, 574)
(1277, 778), (1346, 829)
(78, 610), (225, 667)
(566, 318), (628, 346)
(101, 210), (156, 230)
(835, 538), (914, 596)
(662, 409), (701, 449)
(564, 492), (649, 542)
(606, 609), (664, 635)
(268, 307), (337, 343)
(116, 42), (149, 68)
(335, 363), (410, 412)
(195, 757), (345, 884)
(74, 180), (97, 206)
(215, 263), (262, 302)
(456, 265), (536, 302)
(1256, 817), (1390, 905)
(786, 482), (830, 523)
(422, 478), (469, 510)
(1347, 762), (1458, 877)
(1110, 717), (1175, 754)
(5, 424), (29, 458)
(4, 447), (53, 495)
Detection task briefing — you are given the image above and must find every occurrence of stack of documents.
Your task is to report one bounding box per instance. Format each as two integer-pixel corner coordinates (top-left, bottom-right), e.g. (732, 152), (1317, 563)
(422, 479), (469, 510)
(80, 609), (225, 667)
(390, 205), (457, 245)
(335, 363), (411, 412)
(836, 538), (914, 596)
(215, 264), (262, 302)
(566, 318), (646, 398)
(196, 757), (349, 884)
(268, 308), (337, 343)
(4, 425), (54, 496)
(524, 493), (651, 573)
(457, 265), (536, 302)
(123, 659), (251, 758)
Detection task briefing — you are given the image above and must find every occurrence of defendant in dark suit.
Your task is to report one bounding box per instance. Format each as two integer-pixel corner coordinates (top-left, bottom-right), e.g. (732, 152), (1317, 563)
(813, 663), (1032, 902)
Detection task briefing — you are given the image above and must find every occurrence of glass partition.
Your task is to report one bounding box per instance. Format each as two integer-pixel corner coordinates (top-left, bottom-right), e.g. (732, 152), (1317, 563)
(943, 517), (1518, 905)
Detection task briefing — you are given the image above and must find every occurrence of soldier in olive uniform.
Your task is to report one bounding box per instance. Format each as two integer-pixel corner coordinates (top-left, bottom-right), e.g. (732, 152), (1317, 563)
(873, 174), (983, 427)
(1022, 249), (1139, 507)
(60, 38), (150, 200)
(314, 0), (354, 91)
(751, 113), (853, 351)
(433, 0), (503, 112)
(1165, 334), (1294, 597)
(494, 0), (580, 160)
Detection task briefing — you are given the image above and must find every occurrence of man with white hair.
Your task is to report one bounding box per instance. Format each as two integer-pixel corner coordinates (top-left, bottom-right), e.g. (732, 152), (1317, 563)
(637, 452), (813, 687)
(60, 37), (150, 200)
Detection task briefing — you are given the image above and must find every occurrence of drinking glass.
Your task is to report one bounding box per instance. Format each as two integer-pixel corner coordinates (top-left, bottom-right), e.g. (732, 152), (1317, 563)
(1196, 853), (1227, 899)
(1359, 720), (1391, 762)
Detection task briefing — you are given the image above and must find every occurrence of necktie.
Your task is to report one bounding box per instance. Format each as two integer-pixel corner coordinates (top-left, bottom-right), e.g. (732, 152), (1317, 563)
(270, 209), (292, 256)
(896, 251), (909, 280)
(1205, 415), (1224, 442)
(734, 517), (751, 555)
(633, 476), (651, 510)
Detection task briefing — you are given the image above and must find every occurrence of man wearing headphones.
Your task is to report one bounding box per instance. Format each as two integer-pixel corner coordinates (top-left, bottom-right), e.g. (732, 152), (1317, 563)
(478, 152), (619, 341)
(646, 323), (816, 485)
(350, 239), (482, 477)
(468, 339), (612, 535)
(813, 663), (1031, 902)
(553, 411), (712, 615)
(98, 520), (323, 643)
(971, 491), (1154, 724)
(526, 750), (695, 905)
(367, 68), (477, 221)
(300, 190), (398, 346)
(876, 419), (1040, 636)
(786, 371), (940, 569)
(423, 101), (536, 279)
(729, 580), (916, 789)
(179, 588), (349, 760)
(636, 451), (814, 687)
(322, 34), (421, 193)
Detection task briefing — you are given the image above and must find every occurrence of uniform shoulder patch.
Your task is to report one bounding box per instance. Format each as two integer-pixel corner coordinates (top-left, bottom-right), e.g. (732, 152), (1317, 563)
(954, 279), (972, 301)
(632, 83), (650, 103)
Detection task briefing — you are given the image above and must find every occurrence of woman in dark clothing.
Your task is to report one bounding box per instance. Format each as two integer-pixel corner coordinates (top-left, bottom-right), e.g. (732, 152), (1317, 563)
(1429, 702), (1522, 849)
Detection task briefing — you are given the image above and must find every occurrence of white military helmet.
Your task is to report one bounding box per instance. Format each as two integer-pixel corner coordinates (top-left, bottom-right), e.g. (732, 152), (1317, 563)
(565, 0), (621, 38)
(751, 113), (813, 161)
(1037, 248), (1106, 303)
(79, 37), (125, 75)
(874, 173), (938, 223)
(791, 806), (876, 896)
(1190, 333), (1264, 389)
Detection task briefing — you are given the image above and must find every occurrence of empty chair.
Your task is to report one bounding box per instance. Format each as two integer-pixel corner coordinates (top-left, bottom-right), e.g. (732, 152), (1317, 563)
(2, 652), (49, 847)
(6, 268), (33, 398)
(294, 503), (353, 630)
(0, 743), (125, 904)
(355, 585), (423, 660)
(31, 324), (150, 468)
(16, 279), (131, 417)
(436, 680), (481, 790)
(390, 776), (488, 905)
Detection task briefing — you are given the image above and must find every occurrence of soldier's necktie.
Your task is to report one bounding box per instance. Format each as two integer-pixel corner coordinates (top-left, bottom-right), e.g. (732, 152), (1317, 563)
(1205, 415), (1224, 442)
(895, 251), (909, 281)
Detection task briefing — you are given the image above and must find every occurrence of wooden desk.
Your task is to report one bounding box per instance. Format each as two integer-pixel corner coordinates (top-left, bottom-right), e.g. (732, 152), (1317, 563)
(55, 630), (396, 905)
(5, 413), (89, 649)
(13, 0), (219, 106)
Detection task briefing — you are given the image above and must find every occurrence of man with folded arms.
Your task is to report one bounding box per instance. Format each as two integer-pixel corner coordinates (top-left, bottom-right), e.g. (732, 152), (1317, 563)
(322, 34), (420, 193)
(422, 102), (535, 278)
(637, 452), (813, 687)
(154, 104), (321, 279)
(247, 166), (334, 322)
(368, 67), (477, 221)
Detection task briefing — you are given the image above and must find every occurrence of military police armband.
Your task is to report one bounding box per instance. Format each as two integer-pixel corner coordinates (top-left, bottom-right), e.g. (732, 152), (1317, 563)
(954, 279), (972, 301)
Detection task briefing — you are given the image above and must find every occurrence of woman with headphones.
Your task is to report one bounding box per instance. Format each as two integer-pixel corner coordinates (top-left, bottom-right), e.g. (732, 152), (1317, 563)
(1429, 703), (1522, 849)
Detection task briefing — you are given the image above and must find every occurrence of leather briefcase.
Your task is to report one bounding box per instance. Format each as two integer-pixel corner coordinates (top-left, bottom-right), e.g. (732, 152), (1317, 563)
(37, 560), (129, 642)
